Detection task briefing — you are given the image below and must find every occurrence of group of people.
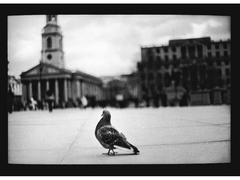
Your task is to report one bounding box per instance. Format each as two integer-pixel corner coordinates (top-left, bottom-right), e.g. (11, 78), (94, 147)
(24, 90), (55, 112)
(21, 91), (89, 112)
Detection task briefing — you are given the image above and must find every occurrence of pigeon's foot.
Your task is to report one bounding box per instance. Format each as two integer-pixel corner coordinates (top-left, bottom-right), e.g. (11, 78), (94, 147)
(107, 149), (116, 156)
(134, 150), (140, 155)
(133, 148), (140, 155)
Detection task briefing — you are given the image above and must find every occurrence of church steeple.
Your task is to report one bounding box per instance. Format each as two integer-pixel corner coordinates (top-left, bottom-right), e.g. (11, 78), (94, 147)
(41, 15), (65, 68)
(46, 15), (58, 25)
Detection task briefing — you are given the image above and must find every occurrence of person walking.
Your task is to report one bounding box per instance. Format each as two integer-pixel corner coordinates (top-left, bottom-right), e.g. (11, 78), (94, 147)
(81, 95), (88, 109)
(8, 85), (14, 113)
(46, 90), (54, 112)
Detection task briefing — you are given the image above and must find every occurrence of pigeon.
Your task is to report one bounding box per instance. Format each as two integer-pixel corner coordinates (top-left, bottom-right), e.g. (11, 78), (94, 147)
(95, 110), (140, 155)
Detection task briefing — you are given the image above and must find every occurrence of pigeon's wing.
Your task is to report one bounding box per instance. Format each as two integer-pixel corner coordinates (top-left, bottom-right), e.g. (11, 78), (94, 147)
(113, 134), (132, 149)
(97, 125), (121, 146)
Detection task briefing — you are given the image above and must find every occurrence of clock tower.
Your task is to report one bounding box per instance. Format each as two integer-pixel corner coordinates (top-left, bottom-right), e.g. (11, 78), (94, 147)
(41, 15), (65, 68)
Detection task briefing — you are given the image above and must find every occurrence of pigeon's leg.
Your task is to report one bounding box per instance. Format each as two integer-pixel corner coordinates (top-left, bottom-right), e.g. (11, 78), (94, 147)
(107, 139), (118, 156)
(107, 149), (111, 155)
(107, 148), (116, 156)
(107, 149), (115, 156)
(111, 149), (116, 155)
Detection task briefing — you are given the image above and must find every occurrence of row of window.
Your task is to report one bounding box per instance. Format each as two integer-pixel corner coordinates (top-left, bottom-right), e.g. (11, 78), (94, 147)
(155, 46), (177, 54)
(142, 60), (230, 71)
(151, 43), (229, 56)
(207, 42), (229, 50)
(208, 51), (229, 58)
(141, 68), (230, 86)
(147, 52), (230, 63)
(147, 51), (229, 61)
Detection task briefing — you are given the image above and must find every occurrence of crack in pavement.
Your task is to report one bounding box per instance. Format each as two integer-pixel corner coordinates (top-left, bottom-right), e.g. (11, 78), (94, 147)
(59, 119), (88, 164)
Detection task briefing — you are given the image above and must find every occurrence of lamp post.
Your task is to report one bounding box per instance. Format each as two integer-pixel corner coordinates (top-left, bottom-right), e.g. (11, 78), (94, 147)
(39, 61), (43, 109)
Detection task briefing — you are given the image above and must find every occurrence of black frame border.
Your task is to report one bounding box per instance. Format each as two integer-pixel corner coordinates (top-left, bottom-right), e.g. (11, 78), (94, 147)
(0, 3), (238, 176)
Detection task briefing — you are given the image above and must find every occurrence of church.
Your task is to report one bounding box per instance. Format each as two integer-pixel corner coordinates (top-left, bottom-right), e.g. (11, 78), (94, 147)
(21, 15), (104, 107)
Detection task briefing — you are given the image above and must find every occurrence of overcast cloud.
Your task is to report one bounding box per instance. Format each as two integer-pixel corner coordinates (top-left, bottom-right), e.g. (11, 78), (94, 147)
(8, 15), (230, 78)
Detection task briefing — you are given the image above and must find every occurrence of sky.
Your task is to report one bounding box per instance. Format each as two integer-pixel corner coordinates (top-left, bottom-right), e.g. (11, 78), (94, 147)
(8, 15), (230, 78)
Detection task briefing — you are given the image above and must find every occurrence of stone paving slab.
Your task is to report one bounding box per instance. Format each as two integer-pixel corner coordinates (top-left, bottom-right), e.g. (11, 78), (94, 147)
(8, 106), (230, 164)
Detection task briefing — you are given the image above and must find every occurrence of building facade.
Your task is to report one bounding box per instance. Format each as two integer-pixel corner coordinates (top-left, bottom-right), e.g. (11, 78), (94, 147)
(8, 75), (23, 110)
(101, 73), (141, 107)
(137, 37), (231, 106)
(21, 15), (104, 107)
(8, 75), (22, 96)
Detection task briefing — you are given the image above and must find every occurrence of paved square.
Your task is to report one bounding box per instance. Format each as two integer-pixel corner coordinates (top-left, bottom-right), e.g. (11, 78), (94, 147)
(8, 105), (230, 164)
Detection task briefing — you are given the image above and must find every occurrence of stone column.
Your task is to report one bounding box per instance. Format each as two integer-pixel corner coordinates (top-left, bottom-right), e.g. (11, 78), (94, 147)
(46, 80), (49, 91)
(38, 81), (41, 101)
(80, 80), (83, 97)
(68, 80), (71, 99)
(77, 80), (80, 98)
(28, 81), (32, 99)
(64, 79), (68, 102)
(55, 79), (59, 104)
(22, 83), (27, 102)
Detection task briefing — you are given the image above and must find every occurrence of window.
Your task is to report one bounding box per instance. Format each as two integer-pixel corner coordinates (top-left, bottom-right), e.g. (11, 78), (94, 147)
(47, 37), (52, 48)
(208, 52), (212, 58)
(207, 44), (211, 50)
(223, 42), (227, 49)
(224, 51), (228, 57)
(216, 51), (220, 58)
(157, 73), (162, 81)
(188, 45), (195, 58)
(141, 84), (146, 91)
(226, 68), (230, 76)
(226, 78), (230, 85)
(47, 54), (52, 60)
(197, 45), (203, 58)
(156, 48), (160, 53)
(181, 46), (186, 58)
(164, 56), (169, 68)
(148, 72), (154, 80)
(165, 55), (169, 61)
(164, 72), (170, 87)
(156, 57), (162, 68)
(148, 56), (154, 68)
(173, 55), (177, 60)
(215, 43), (219, 49)
(164, 47), (168, 53)
(147, 49), (152, 56)
(171, 46), (176, 52)
(224, 59), (229, 65)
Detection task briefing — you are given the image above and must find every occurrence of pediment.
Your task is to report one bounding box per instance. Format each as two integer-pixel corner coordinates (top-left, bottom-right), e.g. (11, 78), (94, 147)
(22, 63), (69, 77)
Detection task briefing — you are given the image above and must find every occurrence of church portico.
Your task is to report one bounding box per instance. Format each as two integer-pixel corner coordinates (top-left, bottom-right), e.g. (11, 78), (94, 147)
(22, 75), (71, 106)
(21, 15), (104, 109)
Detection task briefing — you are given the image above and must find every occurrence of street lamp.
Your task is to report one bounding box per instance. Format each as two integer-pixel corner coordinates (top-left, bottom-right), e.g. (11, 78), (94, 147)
(39, 61), (43, 109)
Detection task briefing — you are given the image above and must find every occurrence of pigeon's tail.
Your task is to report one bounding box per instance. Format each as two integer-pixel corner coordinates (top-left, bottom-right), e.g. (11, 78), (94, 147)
(128, 142), (140, 154)
(115, 136), (140, 154)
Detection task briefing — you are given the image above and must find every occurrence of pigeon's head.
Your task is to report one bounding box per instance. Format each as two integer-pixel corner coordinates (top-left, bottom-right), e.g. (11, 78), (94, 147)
(101, 110), (111, 121)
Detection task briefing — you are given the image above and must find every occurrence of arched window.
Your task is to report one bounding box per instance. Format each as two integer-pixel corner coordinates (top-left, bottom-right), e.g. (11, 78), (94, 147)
(47, 37), (52, 48)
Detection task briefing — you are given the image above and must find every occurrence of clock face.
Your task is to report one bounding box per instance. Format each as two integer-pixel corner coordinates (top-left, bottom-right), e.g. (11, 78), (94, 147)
(47, 54), (52, 60)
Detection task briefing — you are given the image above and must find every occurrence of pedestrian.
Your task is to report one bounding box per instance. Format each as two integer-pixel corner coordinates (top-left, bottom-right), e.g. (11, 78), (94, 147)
(81, 95), (88, 108)
(160, 90), (167, 107)
(46, 90), (54, 112)
(30, 97), (37, 110)
(8, 85), (14, 113)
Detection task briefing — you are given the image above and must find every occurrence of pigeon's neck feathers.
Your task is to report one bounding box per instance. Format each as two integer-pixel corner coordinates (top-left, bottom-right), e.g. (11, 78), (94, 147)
(96, 113), (111, 130)
(100, 114), (111, 125)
